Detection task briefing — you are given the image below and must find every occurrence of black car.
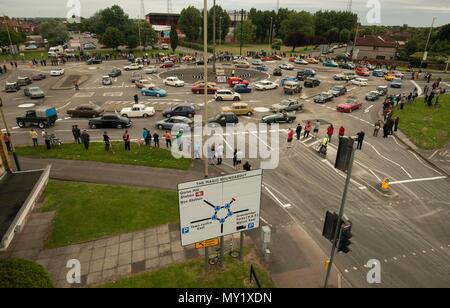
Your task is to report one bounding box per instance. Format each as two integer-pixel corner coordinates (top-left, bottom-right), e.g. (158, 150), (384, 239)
(88, 114), (132, 129)
(339, 62), (355, 70)
(86, 58), (102, 65)
(162, 105), (196, 118)
(109, 68), (122, 77)
(365, 91), (381, 101)
(208, 112), (239, 126)
(304, 78), (320, 88)
(261, 113), (296, 124)
(273, 68), (282, 76)
(17, 76), (32, 87)
(297, 69), (316, 80)
(329, 85), (347, 97)
(313, 92), (334, 104)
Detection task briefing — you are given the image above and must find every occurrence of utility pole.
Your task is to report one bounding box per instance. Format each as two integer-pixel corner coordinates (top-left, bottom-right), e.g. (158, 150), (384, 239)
(0, 98), (21, 171)
(323, 143), (356, 288)
(219, 16), (222, 45)
(1, 13), (14, 55)
(352, 20), (360, 61)
(203, 0), (209, 179)
(239, 9), (244, 56)
(269, 17), (273, 51)
(233, 10), (237, 41)
(421, 17), (437, 68)
(212, 0), (216, 73)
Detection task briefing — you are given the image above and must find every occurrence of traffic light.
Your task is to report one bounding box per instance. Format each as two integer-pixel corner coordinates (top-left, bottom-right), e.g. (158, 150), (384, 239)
(337, 221), (353, 254)
(335, 137), (355, 172)
(322, 211), (339, 242)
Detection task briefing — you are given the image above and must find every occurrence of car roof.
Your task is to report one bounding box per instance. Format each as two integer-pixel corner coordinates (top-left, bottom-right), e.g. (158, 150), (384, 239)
(231, 102), (248, 107)
(171, 116), (190, 121)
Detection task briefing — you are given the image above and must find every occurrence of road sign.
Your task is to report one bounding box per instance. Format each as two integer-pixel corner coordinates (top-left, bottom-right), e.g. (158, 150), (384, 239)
(178, 169), (262, 246)
(195, 238), (220, 249)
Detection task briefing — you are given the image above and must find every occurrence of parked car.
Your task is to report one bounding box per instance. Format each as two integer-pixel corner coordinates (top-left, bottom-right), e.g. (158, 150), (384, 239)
(390, 78), (402, 88)
(162, 105), (196, 118)
(86, 58), (102, 65)
(233, 84), (252, 93)
(377, 85), (388, 96)
(124, 63), (143, 71)
(393, 71), (405, 79)
(221, 102), (254, 116)
(365, 90), (380, 101)
(17, 76), (32, 86)
(304, 78), (320, 88)
(333, 73), (346, 81)
(215, 89), (241, 101)
(262, 57), (273, 62)
(16, 107), (58, 128)
(109, 68), (122, 77)
(141, 86), (167, 97)
(135, 79), (153, 89)
(102, 76), (113, 86)
(50, 68), (65, 76)
(191, 83), (218, 94)
(340, 62), (355, 70)
(235, 61), (250, 68)
(336, 72), (357, 81)
(280, 63), (294, 70)
(25, 44), (38, 50)
(32, 73), (46, 81)
(227, 77), (249, 87)
(130, 72), (143, 84)
(255, 80), (278, 91)
(67, 104), (104, 118)
(280, 77), (299, 86)
(252, 59), (263, 66)
(271, 55), (282, 60)
(273, 68), (282, 76)
(271, 99), (304, 113)
(160, 61), (175, 68)
(89, 114), (132, 129)
(283, 81), (303, 95)
(83, 43), (96, 50)
(208, 112), (239, 127)
(305, 57), (319, 64)
(156, 116), (193, 130)
(120, 103), (155, 118)
(337, 97), (362, 113)
(329, 85), (347, 97)
(5, 82), (20, 92)
(163, 76), (185, 87)
(24, 86), (45, 99)
(255, 65), (269, 71)
(372, 69), (385, 77)
(323, 59), (339, 67)
(314, 92), (334, 104)
(261, 112), (296, 124)
(294, 59), (308, 65)
(355, 66), (370, 77)
(351, 78), (368, 87)
(145, 66), (158, 74)
(297, 69), (316, 79)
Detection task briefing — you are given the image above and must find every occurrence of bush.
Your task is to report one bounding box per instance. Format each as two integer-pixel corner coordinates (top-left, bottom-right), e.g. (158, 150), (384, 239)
(0, 259), (53, 288)
(179, 41), (214, 53)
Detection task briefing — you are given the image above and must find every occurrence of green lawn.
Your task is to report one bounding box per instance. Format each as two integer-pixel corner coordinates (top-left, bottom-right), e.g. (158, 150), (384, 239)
(393, 95), (450, 149)
(42, 180), (179, 248)
(215, 44), (316, 55)
(16, 141), (192, 170)
(0, 50), (49, 61)
(99, 257), (273, 288)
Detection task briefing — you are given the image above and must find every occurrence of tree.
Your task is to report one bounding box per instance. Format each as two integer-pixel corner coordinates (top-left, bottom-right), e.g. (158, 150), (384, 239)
(326, 27), (340, 43)
(179, 6), (202, 41)
(139, 21), (158, 49)
(339, 29), (351, 44)
(236, 20), (256, 44)
(100, 27), (124, 51)
(436, 24), (450, 42)
(170, 25), (179, 52)
(207, 5), (231, 43)
(0, 28), (25, 47)
(285, 32), (307, 52)
(272, 38), (282, 51)
(279, 11), (315, 42)
(39, 21), (69, 46)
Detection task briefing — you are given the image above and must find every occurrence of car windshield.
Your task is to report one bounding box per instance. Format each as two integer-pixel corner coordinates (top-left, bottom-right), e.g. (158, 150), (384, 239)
(332, 87), (341, 91)
(29, 88), (40, 92)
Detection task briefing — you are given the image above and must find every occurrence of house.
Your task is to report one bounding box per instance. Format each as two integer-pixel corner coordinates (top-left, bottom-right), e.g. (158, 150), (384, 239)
(145, 13), (185, 44)
(354, 35), (399, 61)
(0, 18), (36, 34)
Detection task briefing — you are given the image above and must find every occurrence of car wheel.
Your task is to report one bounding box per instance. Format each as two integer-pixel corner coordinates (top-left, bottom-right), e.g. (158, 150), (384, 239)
(117, 124), (123, 129)
(18, 121), (25, 128)
(216, 97), (223, 101)
(90, 124), (96, 129)
(247, 112), (253, 116)
(143, 114), (149, 118)
(187, 113), (193, 118)
(196, 91), (200, 94)
(156, 93), (160, 97)
(38, 122), (45, 129)
(157, 124), (164, 130)
(122, 114), (128, 118)
(233, 97), (240, 101)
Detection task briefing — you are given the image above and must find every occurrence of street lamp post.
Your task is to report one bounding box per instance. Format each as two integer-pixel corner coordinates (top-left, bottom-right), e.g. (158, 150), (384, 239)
(0, 98), (21, 171)
(2, 13), (15, 56)
(203, 0), (209, 179)
(213, 0), (216, 73)
(239, 9), (244, 56)
(421, 17), (437, 68)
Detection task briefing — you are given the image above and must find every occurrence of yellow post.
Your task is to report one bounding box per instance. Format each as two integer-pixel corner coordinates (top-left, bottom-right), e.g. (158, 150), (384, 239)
(380, 178), (390, 191)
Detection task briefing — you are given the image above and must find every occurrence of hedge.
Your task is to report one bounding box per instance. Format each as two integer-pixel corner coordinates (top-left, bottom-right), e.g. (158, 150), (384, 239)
(179, 41), (214, 53)
(0, 259), (53, 288)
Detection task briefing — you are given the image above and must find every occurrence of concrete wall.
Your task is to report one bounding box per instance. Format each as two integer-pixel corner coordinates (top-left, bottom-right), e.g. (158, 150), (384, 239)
(357, 46), (397, 60)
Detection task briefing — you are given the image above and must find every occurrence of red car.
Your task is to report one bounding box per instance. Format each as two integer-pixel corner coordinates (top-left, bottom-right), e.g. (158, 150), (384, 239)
(32, 73), (46, 81)
(160, 61), (174, 68)
(227, 77), (250, 87)
(355, 66), (370, 77)
(271, 55), (282, 60)
(337, 97), (363, 113)
(191, 84), (218, 94)
(262, 57), (273, 61)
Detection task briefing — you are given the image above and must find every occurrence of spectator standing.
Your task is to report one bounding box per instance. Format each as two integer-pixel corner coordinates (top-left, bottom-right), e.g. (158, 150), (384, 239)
(373, 120), (381, 137)
(42, 130), (51, 150)
(216, 144), (224, 165)
(287, 129), (294, 148)
(356, 131), (365, 150)
(163, 131), (172, 148)
(30, 129), (38, 147)
(80, 130), (90, 150)
(123, 130), (131, 151)
(3, 133), (11, 151)
(295, 124), (302, 141)
(304, 121), (312, 138)
(103, 131), (111, 151)
(394, 117), (400, 132)
(153, 132), (160, 148)
(327, 124), (334, 142)
(313, 120), (320, 135)
(338, 126), (345, 140)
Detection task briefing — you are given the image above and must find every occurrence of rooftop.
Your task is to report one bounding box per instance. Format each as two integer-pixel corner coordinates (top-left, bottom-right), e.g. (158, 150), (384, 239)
(356, 35), (399, 48)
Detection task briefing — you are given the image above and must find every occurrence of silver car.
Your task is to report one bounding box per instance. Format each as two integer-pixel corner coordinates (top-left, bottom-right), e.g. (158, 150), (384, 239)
(24, 86), (45, 99)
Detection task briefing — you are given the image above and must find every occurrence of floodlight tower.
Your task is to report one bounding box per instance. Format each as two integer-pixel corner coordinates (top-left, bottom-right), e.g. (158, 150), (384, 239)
(347, 0), (353, 12)
(167, 0), (173, 13)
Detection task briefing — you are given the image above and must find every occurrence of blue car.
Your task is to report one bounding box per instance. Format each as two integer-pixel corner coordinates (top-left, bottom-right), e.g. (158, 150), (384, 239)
(141, 86), (167, 97)
(280, 77), (298, 86)
(372, 69), (385, 77)
(233, 84), (252, 93)
(323, 59), (339, 67)
(255, 65), (269, 71)
(390, 78), (402, 88)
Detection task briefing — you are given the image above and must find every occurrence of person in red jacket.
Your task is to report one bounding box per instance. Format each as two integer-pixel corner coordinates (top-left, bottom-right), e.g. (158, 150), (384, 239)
(122, 130), (131, 151)
(303, 121), (312, 139)
(327, 124), (334, 142)
(338, 126), (345, 140)
(287, 129), (294, 148)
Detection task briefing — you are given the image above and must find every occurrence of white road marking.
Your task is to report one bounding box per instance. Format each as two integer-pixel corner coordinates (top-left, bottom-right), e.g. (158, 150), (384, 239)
(250, 131), (273, 151)
(263, 186), (290, 209)
(366, 142), (412, 178)
(103, 92), (123, 97)
(364, 105), (374, 113)
(321, 158), (367, 190)
(73, 92), (95, 98)
(428, 150), (439, 160)
(408, 150), (443, 176)
(260, 217), (272, 227)
(56, 101), (72, 110)
(410, 80), (423, 96)
(392, 136), (400, 146)
(389, 176), (447, 185)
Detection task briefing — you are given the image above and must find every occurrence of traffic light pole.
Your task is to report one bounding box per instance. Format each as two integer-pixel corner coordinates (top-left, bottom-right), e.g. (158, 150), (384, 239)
(323, 144), (356, 288)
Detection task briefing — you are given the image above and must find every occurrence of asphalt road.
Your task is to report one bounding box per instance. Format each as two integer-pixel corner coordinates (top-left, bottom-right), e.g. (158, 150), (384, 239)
(1, 58), (449, 287)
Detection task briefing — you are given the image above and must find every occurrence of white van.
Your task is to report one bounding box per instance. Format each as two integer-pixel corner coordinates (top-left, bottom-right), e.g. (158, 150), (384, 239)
(48, 46), (64, 57)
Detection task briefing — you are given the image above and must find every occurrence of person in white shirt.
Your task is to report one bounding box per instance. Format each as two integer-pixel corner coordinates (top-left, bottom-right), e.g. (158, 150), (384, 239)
(236, 149), (244, 170)
(216, 144), (224, 165)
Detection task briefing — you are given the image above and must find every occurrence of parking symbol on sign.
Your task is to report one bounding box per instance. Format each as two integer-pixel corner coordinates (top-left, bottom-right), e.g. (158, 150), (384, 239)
(182, 227), (189, 234)
(248, 223), (254, 229)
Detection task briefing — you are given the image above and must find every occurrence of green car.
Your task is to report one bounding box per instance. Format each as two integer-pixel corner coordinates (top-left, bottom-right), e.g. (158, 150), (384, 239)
(261, 113), (296, 124)
(323, 59), (339, 67)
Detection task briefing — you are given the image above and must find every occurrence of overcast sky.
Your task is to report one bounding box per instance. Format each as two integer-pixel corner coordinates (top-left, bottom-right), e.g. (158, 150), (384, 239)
(0, 0), (449, 27)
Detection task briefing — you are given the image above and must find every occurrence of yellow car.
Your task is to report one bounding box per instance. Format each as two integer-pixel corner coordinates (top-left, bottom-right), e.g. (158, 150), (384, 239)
(306, 58), (319, 64)
(384, 73), (396, 81)
(221, 102), (253, 116)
